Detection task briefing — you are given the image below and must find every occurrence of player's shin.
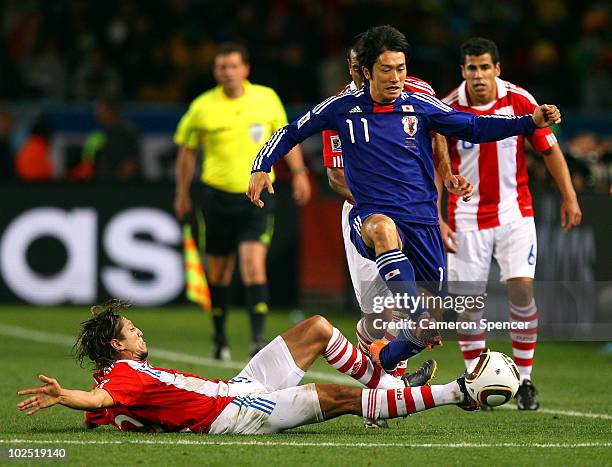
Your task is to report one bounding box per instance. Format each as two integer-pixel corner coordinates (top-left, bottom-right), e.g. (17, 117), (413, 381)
(509, 299), (538, 382)
(375, 249), (420, 303)
(322, 327), (402, 389)
(457, 307), (486, 368)
(362, 381), (463, 419)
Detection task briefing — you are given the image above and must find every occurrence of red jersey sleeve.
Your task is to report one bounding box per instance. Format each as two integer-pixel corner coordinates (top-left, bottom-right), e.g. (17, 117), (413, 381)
(404, 76), (436, 96)
(510, 85), (557, 153)
(322, 129), (344, 168)
(96, 363), (144, 406)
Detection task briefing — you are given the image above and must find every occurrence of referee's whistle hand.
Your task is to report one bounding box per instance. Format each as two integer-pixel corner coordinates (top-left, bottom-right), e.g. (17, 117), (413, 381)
(247, 172), (274, 208)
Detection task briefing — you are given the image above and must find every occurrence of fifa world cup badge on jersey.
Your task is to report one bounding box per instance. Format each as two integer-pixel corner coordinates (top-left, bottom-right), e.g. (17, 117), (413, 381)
(330, 135), (342, 152)
(402, 115), (418, 136)
(249, 124), (265, 143)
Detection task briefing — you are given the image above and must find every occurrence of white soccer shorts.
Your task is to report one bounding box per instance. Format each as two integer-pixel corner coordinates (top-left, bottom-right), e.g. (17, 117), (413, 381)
(447, 216), (537, 295)
(208, 383), (323, 434)
(209, 336), (323, 434)
(341, 201), (391, 314)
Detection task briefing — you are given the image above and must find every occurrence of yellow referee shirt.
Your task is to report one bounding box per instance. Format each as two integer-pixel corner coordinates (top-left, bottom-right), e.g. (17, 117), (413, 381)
(174, 80), (288, 193)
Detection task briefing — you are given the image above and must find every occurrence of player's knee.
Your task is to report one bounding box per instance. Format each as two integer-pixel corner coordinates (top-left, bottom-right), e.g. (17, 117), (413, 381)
(306, 315), (333, 344)
(363, 215), (398, 249)
(507, 278), (533, 306)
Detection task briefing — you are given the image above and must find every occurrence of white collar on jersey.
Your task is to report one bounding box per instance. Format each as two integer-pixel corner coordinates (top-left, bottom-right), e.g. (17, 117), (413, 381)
(349, 81), (359, 91)
(458, 77), (507, 109)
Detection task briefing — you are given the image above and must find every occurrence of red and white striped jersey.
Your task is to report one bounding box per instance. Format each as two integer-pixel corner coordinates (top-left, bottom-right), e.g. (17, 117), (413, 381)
(322, 77), (436, 168)
(90, 360), (236, 433)
(443, 77), (557, 231)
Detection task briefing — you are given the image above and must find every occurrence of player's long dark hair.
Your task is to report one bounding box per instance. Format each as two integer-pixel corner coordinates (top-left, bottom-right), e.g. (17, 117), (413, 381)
(357, 25), (411, 78)
(73, 299), (131, 370)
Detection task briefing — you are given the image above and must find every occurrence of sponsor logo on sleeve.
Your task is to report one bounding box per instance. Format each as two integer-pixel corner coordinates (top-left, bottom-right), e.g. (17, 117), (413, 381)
(297, 111), (311, 129)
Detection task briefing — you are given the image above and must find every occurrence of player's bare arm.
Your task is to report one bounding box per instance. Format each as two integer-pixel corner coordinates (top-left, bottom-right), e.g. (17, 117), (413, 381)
(326, 167), (355, 203)
(433, 133), (466, 253)
(247, 171), (274, 208)
(435, 170), (459, 253)
(541, 143), (582, 231)
(174, 146), (197, 220)
(432, 133), (473, 202)
(532, 104), (561, 127)
(285, 146), (312, 206)
(18, 374), (113, 416)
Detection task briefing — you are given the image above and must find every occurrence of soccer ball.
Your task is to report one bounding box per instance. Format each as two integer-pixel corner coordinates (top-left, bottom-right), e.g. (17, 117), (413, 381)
(464, 350), (520, 407)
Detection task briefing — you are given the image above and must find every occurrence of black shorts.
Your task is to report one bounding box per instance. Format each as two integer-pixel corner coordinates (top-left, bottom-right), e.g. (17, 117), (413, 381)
(196, 184), (275, 256)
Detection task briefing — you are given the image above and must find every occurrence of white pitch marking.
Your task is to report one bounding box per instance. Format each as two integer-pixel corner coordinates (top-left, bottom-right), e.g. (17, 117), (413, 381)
(0, 439), (610, 448)
(497, 404), (612, 420)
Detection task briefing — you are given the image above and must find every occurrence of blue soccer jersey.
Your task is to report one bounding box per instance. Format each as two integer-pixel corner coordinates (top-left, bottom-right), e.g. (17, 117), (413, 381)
(252, 85), (538, 225)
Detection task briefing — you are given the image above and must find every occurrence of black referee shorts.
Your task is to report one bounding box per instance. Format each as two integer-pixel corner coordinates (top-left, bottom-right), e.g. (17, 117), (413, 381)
(195, 184), (275, 256)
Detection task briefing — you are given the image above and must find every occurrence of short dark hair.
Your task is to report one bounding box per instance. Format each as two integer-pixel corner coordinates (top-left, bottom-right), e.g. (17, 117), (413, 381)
(460, 37), (500, 65)
(73, 299), (131, 370)
(215, 42), (249, 64)
(346, 32), (365, 61)
(357, 25), (411, 76)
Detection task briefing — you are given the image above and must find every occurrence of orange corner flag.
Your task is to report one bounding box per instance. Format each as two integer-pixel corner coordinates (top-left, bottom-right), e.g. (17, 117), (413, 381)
(182, 224), (211, 311)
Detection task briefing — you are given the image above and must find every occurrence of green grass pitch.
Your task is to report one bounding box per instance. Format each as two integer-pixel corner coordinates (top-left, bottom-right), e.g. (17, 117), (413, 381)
(0, 306), (610, 466)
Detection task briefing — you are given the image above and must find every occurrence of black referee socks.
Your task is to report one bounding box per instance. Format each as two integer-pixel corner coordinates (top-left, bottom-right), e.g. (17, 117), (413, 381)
(246, 284), (269, 344)
(210, 285), (229, 347)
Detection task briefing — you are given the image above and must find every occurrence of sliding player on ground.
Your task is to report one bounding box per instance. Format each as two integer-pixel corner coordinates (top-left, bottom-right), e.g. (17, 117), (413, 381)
(17, 300), (478, 434)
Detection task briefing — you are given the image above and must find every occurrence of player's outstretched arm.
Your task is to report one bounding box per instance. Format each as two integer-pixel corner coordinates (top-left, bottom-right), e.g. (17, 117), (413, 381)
(532, 104), (561, 128)
(17, 374), (113, 415)
(422, 94), (558, 143)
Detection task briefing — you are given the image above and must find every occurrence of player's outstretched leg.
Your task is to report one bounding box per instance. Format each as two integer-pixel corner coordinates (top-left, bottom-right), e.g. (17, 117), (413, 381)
(319, 379), (469, 422)
(244, 376), (476, 434)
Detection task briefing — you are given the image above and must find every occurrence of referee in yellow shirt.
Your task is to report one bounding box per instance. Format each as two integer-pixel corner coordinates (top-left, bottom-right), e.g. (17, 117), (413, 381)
(174, 43), (310, 359)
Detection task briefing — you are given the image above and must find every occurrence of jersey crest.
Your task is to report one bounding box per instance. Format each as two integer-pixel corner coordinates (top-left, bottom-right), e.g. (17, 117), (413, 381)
(402, 115), (418, 136)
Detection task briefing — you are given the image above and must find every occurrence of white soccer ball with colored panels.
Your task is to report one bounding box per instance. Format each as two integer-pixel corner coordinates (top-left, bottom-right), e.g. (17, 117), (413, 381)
(465, 350), (520, 407)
